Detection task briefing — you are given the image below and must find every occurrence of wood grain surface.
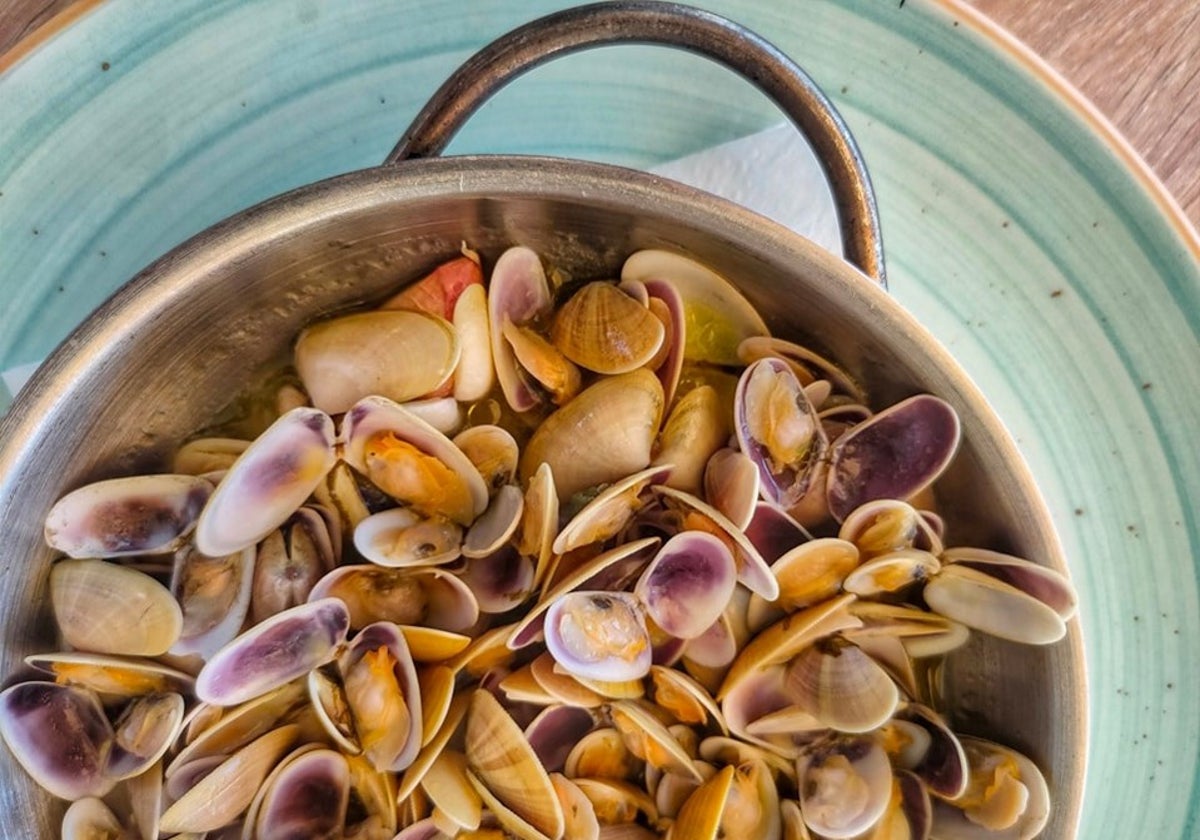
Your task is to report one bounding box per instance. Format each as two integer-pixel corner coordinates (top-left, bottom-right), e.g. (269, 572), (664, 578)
(2, 0), (1198, 231)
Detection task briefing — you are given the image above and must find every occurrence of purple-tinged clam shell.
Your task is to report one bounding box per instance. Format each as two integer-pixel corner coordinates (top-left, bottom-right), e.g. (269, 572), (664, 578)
(171, 544), (255, 660)
(744, 501), (811, 564)
(464, 484), (524, 559)
(461, 546), (535, 615)
(195, 598), (349, 706)
(826, 395), (960, 523)
(252, 747), (350, 840)
(339, 621), (423, 773)
(799, 735), (893, 839)
(734, 357), (828, 510)
(651, 486), (778, 601)
(45, 474), (212, 558)
(889, 703), (969, 800)
(524, 704), (597, 773)
(194, 407), (336, 557)
(488, 245), (553, 413)
(929, 736), (1050, 840)
(634, 532), (737, 640)
(924, 548), (1076, 646)
(643, 278), (686, 409)
(544, 591), (652, 682)
(106, 692), (185, 781)
(0, 682), (114, 801)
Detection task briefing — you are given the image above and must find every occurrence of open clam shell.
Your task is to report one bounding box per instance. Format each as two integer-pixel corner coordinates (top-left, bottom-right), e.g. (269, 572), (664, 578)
(343, 395), (489, 526)
(826, 395), (960, 523)
(651, 384), (729, 496)
(488, 245), (554, 414)
(554, 465), (669, 556)
(194, 407), (336, 557)
(453, 424), (520, 496)
(338, 621), (423, 772)
(931, 736), (1050, 840)
(171, 544), (255, 660)
(252, 747), (351, 840)
(24, 652), (194, 699)
(354, 507), (463, 568)
(0, 682), (115, 801)
(798, 736), (893, 839)
(735, 357), (828, 511)
(61, 797), (129, 840)
(545, 591), (652, 682)
(621, 250), (768, 366)
(45, 474), (212, 559)
(107, 692), (186, 781)
(309, 564), (479, 632)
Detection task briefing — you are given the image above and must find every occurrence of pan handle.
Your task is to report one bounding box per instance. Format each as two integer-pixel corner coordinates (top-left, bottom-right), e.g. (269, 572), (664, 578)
(386, 1), (884, 285)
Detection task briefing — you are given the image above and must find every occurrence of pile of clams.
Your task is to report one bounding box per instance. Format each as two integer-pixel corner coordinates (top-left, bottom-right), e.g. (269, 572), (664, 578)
(1, 245), (1077, 839)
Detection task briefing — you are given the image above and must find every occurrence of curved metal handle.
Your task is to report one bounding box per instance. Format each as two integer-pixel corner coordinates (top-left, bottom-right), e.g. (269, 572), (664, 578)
(386, 1), (885, 286)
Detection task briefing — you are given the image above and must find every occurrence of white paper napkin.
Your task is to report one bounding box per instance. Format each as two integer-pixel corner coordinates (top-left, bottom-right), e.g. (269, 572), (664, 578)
(1, 121), (836, 403)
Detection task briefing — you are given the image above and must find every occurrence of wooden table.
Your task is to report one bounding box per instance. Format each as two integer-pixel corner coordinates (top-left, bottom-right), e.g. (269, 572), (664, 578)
(2, 0), (1198, 231)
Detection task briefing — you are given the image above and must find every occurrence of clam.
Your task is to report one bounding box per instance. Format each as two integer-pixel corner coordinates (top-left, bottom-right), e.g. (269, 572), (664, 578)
(564, 728), (640, 781)
(521, 369), (665, 502)
(887, 703), (968, 799)
(620, 250), (768, 366)
(395, 692), (469, 805)
(651, 385), (730, 495)
(51, 559), (182, 657)
(61, 797), (130, 840)
(525, 705), (599, 773)
(194, 407), (336, 557)
(923, 551), (1074, 645)
(403, 395), (466, 436)
(838, 499), (942, 559)
(519, 462), (559, 589)
(454, 424), (520, 495)
(642, 278), (686, 409)
(507, 537), (660, 651)
(744, 502), (811, 565)
(734, 357), (828, 511)
(527, 652), (605, 708)
(552, 773), (602, 840)
(651, 485), (778, 601)
(609, 700), (701, 782)
(106, 692), (186, 781)
(770, 538), (861, 612)
(554, 465), (670, 556)
(544, 591), (652, 682)
(826, 396), (960, 523)
(460, 546), (536, 613)
(634, 531), (738, 641)
(343, 395), (489, 526)
(783, 637), (900, 733)
(44, 474), (212, 558)
(423, 750), (483, 832)
(503, 317), (584, 405)
(339, 622), (423, 772)
(171, 544), (255, 660)
(309, 565), (479, 632)
(295, 309), (460, 414)
(843, 549), (940, 599)
(195, 598), (350, 706)
(572, 777), (658, 826)
(465, 689), (564, 840)
(737, 336), (864, 404)
(253, 505), (337, 622)
(551, 281), (665, 374)
(464, 484), (525, 558)
(0, 682), (114, 801)
(648, 665), (726, 733)
(251, 747), (351, 840)
(453, 282), (497, 402)
(158, 724), (299, 834)
(354, 508), (463, 568)
(931, 736), (1050, 840)
(703, 447), (759, 531)
(489, 245), (554, 413)
(797, 736), (893, 839)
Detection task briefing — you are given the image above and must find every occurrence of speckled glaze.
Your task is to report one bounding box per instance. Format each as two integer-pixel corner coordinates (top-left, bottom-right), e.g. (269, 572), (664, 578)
(0, 2), (1196, 839)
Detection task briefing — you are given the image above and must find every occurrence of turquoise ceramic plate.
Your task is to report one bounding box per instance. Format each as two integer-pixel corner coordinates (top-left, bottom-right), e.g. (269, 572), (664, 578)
(1, 1), (1197, 837)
